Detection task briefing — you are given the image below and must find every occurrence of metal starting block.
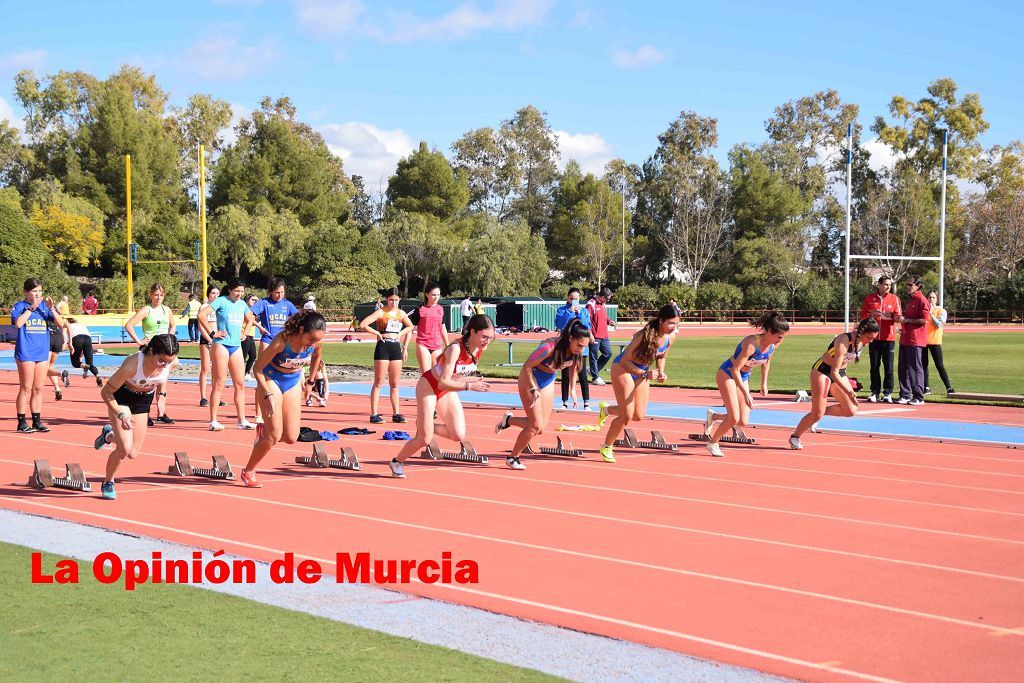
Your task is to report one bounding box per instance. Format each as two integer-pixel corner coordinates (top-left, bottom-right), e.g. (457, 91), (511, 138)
(28, 460), (91, 491)
(167, 452), (235, 479)
(614, 429), (678, 451)
(688, 427), (756, 445)
(421, 440), (488, 464)
(524, 436), (583, 457)
(295, 443), (361, 471)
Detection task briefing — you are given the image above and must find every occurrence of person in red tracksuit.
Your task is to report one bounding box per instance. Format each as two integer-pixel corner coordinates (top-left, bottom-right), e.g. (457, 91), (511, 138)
(859, 275), (902, 403)
(895, 276), (931, 405)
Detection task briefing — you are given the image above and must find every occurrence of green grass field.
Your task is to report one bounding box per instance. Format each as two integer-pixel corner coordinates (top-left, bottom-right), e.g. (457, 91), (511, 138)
(0, 542), (555, 681)
(138, 332), (1023, 401)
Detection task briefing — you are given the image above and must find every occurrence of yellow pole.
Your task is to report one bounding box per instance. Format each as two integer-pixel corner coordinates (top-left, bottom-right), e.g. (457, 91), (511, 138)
(126, 154), (133, 313)
(199, 144), (208, 294)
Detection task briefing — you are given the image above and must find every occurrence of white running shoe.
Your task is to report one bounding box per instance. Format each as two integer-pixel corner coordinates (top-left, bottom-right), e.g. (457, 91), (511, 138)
(897, 397), (910, 405)
(706, 442), (724, 457)
(592, 377), (606, 386)
(506, 456), (526, 470)
(705, 409), (716, 435)
(495, 412), (512, 433)
(868, 394), (878, 403)
(788, 435), (803, 450)
(582, 402), (591, 412)
(809, 422), (820, 433)
(254, 416), (264, 425)
(909, 398), (924, 406)
(237, 419), (256, 430)
(389, 458), (406, 479)
(318, 399), (327, 407)
(209, 420), (225, 431)
(882, 394), (894, 404)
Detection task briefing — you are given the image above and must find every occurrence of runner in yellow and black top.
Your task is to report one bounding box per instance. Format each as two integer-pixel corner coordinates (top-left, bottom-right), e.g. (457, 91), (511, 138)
(789, 317), (880, 450)
(124, 283), (177, 426)
(359, 289), (414, 424)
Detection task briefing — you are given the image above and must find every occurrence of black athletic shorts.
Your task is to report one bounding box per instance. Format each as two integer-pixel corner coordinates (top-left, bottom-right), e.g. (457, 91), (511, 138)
(49, 329), (63, 354)
(113, 384), (156, 414)
(373, 339), (403, 362)
(815, 362), (847, 378)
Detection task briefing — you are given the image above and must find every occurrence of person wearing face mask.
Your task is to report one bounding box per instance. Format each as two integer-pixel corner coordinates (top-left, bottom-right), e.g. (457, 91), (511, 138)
(894, 276), (931, 405)
(859, 275), (902, 403)
(554, 287), (592, 410)
(922, 291), (954, 395)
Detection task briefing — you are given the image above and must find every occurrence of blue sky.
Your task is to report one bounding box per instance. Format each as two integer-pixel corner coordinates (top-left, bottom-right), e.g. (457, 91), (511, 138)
(1, 0), (1021, 187)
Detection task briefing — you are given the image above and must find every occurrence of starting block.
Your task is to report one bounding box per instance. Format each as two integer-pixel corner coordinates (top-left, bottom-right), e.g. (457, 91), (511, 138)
(421, 440), (488, 464)
(614, 429), (678, 451)
(28, 460), (91, 492)
(166, 452), (234, 480)
(524, 436), (583, 457)
(295, 442), (361, 471)
(688, 427), (756, 445)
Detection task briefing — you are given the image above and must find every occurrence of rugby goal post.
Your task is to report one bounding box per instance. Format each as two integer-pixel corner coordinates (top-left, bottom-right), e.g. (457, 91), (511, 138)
(843, 126), (948, 331)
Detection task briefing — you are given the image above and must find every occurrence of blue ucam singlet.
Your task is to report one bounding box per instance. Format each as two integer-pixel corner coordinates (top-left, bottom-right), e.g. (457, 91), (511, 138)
(613, 337), (671, 379)
(262, 339), (315, 394)
(719, 338), (775, 382)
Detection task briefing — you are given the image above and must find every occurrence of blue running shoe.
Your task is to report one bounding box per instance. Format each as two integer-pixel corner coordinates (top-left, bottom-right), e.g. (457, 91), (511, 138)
(100, 481), (116, 500)
(94, 424), (113, 450)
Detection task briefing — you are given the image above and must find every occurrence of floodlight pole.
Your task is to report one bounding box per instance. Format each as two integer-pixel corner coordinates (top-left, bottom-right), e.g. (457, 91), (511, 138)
(939, 130), (947, 307)
(126, 155), (133, 313)
(844, 123), (853, 332)
(621, 180), (626, 287)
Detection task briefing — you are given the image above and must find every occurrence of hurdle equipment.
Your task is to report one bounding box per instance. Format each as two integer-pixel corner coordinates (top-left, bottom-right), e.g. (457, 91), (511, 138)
(166, 452), (234, 480)
(524, 436), (583, 457)
(28, 460), (91, 492)
(614, 429), (678, 451)
(421, 440), (488, 464)
(688, 427), (756, 445)
(295, 442), (361, 471)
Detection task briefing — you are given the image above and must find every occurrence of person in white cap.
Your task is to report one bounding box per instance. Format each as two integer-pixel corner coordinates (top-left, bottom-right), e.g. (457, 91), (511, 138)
(303, 294), (317, 311)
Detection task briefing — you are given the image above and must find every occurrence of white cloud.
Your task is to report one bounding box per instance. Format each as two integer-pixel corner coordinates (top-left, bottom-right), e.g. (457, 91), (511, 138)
(555, 130), (613, 176)
(293, 0), (365, 38)
(862, 137), (899, 174)
(318, 122), (415, 188)
(610, 44), (666, 70)
(0, 96), (22, 131)
(219, 102), (251, 149)
(0, 49), (47, 72)
(182, 32), (277, 80)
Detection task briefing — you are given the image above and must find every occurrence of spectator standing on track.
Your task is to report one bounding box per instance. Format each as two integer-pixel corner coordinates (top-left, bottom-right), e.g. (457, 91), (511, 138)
(895, 276), (931, 405)
(182, 293), (201, 342)
(554, 287), (592, 410)
(859, 275), (901, 403)
(586, 287), (616, 385)
(923, 291), (955, 395)
(82, 292), (99, 315)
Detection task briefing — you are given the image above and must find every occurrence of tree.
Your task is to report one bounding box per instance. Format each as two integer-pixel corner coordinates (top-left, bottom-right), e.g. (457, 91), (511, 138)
(659, 163), (729, 290)
(0, 203), (56, 303)
(169, 93), (233, 186)
(380, 211), (456, 295)
(574, 181), (626, 291)
(30, 204), (104, 268)
(210, 97), (352, 226)
(501, 105), (559, 234)
(451, 127), (514, 217)
(348, 175), (376, 231)
(209, 204), (273, 278)
(386, 141), (468, 220)
(451, 217), (548, 296)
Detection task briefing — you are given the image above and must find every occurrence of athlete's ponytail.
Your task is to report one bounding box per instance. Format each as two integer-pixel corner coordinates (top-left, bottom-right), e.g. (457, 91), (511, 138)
(634, 304), (678, 364)
(850, 318), (879, 362)
(551, 318), (592, 370)
(753, 310), (790, 334)
(142, 333), (180, 358)
(283, 310), (326, 338)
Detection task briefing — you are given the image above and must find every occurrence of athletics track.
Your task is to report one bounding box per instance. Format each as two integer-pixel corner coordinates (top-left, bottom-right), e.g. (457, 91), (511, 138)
(0, 364), (1021, 681)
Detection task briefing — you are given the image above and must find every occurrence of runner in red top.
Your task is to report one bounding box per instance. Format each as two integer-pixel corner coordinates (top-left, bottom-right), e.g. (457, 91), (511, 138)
(387, 314), (495, 479)
(411, 282), (449, 374)
(859, 275), (902, 403)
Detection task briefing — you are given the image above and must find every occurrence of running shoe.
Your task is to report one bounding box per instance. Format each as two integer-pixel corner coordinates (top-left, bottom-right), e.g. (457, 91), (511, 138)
(32, 420), (49, 433)
(156, 414), (175, 424)
(389, 458), (406, 479)
(788, 435), (803, 450)
(219, 400), (226, 407)
(82, 369), (89, 380)
(94, 424), (113, 450)
(946, 388), (956, 395)
(924, 386), (932, 395)
(495, 412), (512, 433)
(199, 398), (209, 407)
(95, 375), (103, 387)
(54, 390), (63, 401)
(254, 415), (264, 425)
(240, 469), (263, 488)
(506, 456), (526, 471)
(810, 422), (820, 433)
(561, 401), (569, 410)
(704, 409), (716, 435)
(392, 414), (407, 423)
(100, 481), (116, 500)
(582, 402), (591, 412)
(592, 377), (606, 386)
(318, 399), (327, 407)
(706, 442), (724, 457)
(61, 370), (70, 388)
(882, 394), (894, 403)
(209, 420), (225, 431)
(868, 394), (878, 403)
(305, 397), (314, 407)
(147, 416), (155, 427)
(896, 397), (910, 405)
(370, 414), (384, 424)
(597, 401), (609, 427)
(599, 444), (616, 463)
(237, 419), (256, 430)
(909, 398), (924, 406)
(17, 421), (35, 434)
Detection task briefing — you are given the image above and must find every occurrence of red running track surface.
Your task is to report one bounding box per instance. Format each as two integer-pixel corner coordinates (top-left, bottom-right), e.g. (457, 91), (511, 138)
(0, 374), (1022, 682)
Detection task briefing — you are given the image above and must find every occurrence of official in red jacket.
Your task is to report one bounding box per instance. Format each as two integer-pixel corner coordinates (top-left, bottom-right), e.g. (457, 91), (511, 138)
(859, 276), (902, 402)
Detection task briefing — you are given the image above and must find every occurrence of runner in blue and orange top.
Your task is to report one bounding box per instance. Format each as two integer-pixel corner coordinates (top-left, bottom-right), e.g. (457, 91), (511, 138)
(495, 319), (591, 470)
(596, 304), (680, 463)
(704, 311), (789, 457)
(387, 314), (495, 479)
